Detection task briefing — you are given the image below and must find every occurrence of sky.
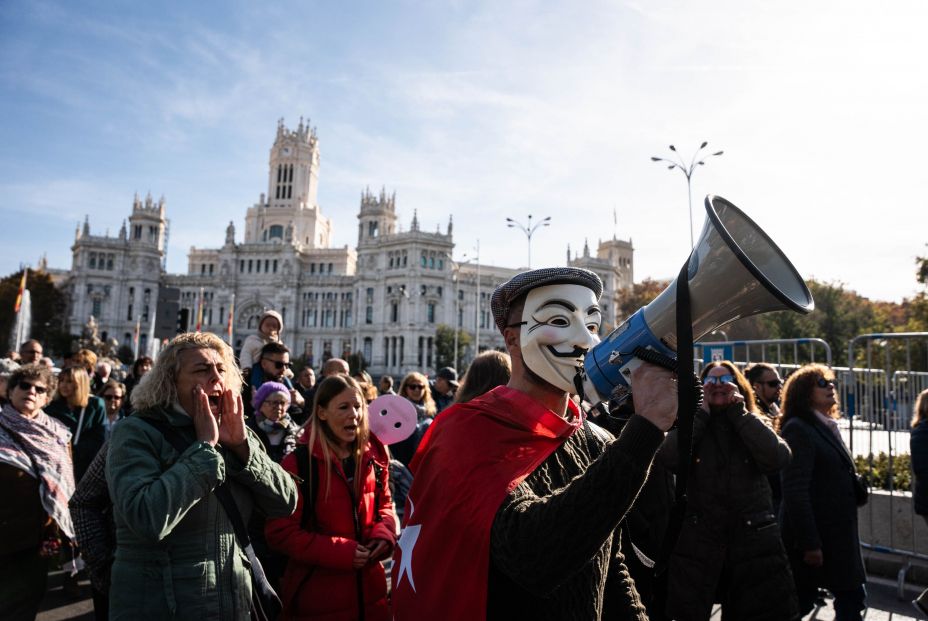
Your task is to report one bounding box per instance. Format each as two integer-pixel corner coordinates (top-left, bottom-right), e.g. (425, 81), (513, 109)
(1, 0), (926, 303)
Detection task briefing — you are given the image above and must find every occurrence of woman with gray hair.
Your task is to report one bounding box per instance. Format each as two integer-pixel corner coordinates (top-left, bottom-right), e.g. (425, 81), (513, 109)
(106, 332), (298, 620)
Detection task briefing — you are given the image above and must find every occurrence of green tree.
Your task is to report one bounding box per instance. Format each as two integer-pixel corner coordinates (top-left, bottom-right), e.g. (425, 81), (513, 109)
(434, 324), (472, 371)
(0, 269), (70, 356)
(617, 278), (670, 321)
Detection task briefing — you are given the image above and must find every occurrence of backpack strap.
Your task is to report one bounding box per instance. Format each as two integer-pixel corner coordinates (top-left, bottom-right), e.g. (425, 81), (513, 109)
(295, 444), (319, 532)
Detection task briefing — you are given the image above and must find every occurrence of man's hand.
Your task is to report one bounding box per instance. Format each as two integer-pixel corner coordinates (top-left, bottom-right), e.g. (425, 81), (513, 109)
(630, 363), (678, 432)
(193, 387), (219, 446)
(217, 389), (249, 462)
(291, 388), (305, 408)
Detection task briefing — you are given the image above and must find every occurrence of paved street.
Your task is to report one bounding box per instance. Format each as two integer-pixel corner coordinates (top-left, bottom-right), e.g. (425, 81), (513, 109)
(38, 566), (928, 620)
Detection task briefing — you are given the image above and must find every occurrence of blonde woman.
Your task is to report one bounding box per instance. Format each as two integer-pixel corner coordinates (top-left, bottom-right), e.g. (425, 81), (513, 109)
(46, 365), (106, 481)
(106, 332), (297, 620)
(266, 374), (396, 621)
(391, 372), (436, 466)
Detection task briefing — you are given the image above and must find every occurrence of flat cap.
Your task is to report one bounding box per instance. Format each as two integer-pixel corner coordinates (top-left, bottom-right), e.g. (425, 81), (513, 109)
(490, 267), (603, 333)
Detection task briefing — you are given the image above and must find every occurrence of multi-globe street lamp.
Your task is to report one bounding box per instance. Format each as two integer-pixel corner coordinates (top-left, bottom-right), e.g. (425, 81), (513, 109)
(505, 215), (551, 269)
(650, 142), (723, 248)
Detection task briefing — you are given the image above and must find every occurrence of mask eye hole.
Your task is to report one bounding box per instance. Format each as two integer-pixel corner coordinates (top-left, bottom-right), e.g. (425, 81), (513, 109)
(587, 324), (599, 333)
(547, 316), (570, 327)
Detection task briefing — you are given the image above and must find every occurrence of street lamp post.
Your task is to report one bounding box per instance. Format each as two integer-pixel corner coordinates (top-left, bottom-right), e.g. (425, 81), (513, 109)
(651, 142), (723, 248)
(505, 214), (551, 269)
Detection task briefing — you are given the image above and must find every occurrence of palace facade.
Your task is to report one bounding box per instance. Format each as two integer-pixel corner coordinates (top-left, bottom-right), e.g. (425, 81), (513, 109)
(65, 119), (634, 376)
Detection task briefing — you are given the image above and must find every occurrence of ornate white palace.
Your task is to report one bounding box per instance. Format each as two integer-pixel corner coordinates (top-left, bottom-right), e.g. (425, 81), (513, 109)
(65, 119), (634, 376)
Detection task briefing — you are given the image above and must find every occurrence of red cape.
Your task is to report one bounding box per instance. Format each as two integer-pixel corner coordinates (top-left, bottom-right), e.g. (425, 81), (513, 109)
(390, 386), (581, 621)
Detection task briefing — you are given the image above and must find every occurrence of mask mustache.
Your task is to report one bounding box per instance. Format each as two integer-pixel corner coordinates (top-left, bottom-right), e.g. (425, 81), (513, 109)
(546, 345), (589, 358)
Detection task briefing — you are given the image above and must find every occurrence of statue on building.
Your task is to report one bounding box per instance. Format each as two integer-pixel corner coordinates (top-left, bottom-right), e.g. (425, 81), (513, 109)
(225, 221), (236, 246)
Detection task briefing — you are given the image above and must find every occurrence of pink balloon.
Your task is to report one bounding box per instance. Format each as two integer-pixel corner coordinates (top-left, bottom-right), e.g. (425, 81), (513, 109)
(368, 395), (418, 445)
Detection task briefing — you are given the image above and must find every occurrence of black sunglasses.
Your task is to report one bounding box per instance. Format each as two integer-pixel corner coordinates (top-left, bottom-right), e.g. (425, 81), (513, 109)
(103, 394), (123, 401)
(759, 379), (783, 388)
(406, 384), (426, 390)
(265, 359), (292, 370)
(17, 381), (48, 395)
(816, 377), (837, 388)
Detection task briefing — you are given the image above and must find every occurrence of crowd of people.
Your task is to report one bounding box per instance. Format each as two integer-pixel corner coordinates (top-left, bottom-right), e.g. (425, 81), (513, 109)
(1, 266), (926, 621)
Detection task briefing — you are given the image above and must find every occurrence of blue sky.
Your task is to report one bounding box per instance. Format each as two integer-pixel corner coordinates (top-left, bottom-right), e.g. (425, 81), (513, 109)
(2, 0), (926, 303)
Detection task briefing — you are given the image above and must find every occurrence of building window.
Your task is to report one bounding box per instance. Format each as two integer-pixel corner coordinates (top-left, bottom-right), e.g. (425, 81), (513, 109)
(391, 303), (398, 323)
(106, 254), (114, 270)
(427, 303), (436, 323)
(127, 304), (133, 321)
(438, 259), (444, 270)
(437, 286), (443, 297)
(92, 298), (102, 317)
(402, 252), (408, 267)
(420, 252), (427, 267)
(201, 264), (206, 275)
(458, 307), (463, 327)
(88, 253), (97, 269)
(209, 264), (214, 275)
(429, 255), (435, 269)
(256, 260), (261, 273)
(366, 287), (374, 303)
(273, 260), (278, 273)
(133, 225), (142, 239)
(420, 284), (427, 296)
(458, 290), (464, 300)
(240, 260), (244, 273)
(248, 260), (253, 273)
(265, 260), (270, 272)
(366, 306), (373, 324)
(311, 263), (316, 274)
(328, 263), (333, 274)
(363, 338), (373, 363)
(268, 225), (284, 239)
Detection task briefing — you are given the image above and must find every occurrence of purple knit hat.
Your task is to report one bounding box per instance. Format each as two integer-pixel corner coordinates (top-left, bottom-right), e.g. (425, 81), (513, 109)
(252, 381), (291, 411)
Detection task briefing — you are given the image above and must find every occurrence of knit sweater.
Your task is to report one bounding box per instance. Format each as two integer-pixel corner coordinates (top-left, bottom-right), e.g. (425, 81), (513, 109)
(486, 415), (664, 620)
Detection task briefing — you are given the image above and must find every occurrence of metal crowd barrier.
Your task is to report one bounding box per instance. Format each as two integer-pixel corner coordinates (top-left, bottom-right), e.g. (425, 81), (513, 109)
(846, 333), (928, 596)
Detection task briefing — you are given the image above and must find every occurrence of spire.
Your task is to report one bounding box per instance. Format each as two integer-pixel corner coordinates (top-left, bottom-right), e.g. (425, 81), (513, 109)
(567, 244), (571, 263)
(447, 214), (453, 236)
(119, 220), (127, 240)
(583, 238), (590, 258)
(411, 210), (419, 232)
(83, 216), (90, 237)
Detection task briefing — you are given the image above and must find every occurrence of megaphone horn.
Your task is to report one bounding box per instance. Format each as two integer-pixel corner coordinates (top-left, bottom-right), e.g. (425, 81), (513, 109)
(582, 194), (814, 406)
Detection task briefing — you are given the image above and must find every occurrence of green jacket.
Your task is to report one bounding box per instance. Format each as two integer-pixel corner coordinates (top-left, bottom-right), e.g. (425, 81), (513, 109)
(106, 405), (298, 620)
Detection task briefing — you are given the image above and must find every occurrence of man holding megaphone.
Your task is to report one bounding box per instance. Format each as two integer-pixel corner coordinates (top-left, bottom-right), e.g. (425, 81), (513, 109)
(391, 195), (813, 621)
(391, 266), (678, 621)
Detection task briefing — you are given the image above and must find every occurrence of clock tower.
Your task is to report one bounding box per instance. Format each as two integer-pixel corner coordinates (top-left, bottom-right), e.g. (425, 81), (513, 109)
(243, 117), (331, 248)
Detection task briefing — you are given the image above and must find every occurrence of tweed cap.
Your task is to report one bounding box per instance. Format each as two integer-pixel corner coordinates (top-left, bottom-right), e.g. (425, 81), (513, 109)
(490, 267), (603, 333)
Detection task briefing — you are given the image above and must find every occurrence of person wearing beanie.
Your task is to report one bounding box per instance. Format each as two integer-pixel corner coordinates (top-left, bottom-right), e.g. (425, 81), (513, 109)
(247, 381), (299, 465)
(239, 310), (284, 371)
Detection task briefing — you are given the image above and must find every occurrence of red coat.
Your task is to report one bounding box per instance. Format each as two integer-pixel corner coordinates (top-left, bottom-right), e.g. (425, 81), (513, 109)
(266, 436), (397, 621)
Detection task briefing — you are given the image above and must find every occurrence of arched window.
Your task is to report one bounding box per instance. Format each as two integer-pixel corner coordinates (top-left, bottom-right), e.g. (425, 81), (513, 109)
(268, 225), (284, 239)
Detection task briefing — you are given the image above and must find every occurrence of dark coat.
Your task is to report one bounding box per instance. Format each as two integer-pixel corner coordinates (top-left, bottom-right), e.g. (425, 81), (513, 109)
(46, 396), (107, 483)
(658, 403), (797, 621)
(780, 414), (866, 592)
(911, 420), (928, 515)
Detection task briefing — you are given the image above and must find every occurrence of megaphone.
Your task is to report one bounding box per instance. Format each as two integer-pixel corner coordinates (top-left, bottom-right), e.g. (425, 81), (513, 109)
(581, 194), (814, 407)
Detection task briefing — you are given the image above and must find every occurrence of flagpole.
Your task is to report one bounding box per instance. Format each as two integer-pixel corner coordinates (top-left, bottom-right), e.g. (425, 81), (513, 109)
(133, 315), (141, 359)
(195, 287), (204, 332)
(227, 293), (236, 346)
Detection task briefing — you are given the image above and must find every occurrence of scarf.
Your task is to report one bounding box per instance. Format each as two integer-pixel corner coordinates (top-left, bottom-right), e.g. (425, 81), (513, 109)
(256, 413), (293, 446)
(0, 403), (76, 538)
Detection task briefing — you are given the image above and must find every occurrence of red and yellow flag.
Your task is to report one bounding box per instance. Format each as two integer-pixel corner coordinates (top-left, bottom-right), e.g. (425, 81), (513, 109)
(226, 293), (235, 342)
(195, 288), (204, 332)
(13, 269), (27, 313)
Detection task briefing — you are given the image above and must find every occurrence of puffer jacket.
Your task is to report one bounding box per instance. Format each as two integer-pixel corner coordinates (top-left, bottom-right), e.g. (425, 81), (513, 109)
(239, 309), (285, 370)
(658, 402), (798, 621)
(266, 435), (397, 621)
(106, 405), (298, 620)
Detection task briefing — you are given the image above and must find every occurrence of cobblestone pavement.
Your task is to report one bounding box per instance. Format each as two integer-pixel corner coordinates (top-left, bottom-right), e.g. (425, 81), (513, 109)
(39, 567), (927, 620)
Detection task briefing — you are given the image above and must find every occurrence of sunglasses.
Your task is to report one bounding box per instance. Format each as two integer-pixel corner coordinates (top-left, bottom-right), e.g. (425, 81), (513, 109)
(816, 378), (837, 388)
(265, 359), (292, 370)
(103, 394), (123, 401)
(406, 384), (426, 391)
(703, 374), (735, 385)
(17, 381), (48, 395)
(759, 379), (783, 388)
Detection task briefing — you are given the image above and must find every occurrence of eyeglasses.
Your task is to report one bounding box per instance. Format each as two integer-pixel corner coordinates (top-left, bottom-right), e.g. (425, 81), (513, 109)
(17, 381), (48, 395)
(759, 379), (783, 388)
(265, 359), (292, 370)
(816, 378), (837, 388)
(406, 384), (426, 391)
(703, 374), (735, 385)
(262, 399), (289, 409)
(103, 394), (123, 401)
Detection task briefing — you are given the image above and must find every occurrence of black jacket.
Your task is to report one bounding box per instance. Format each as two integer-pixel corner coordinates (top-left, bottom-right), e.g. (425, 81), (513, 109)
(780, 414), (865, 591)
(658, 403), (797, 620)
(911, 420), (928, 515)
